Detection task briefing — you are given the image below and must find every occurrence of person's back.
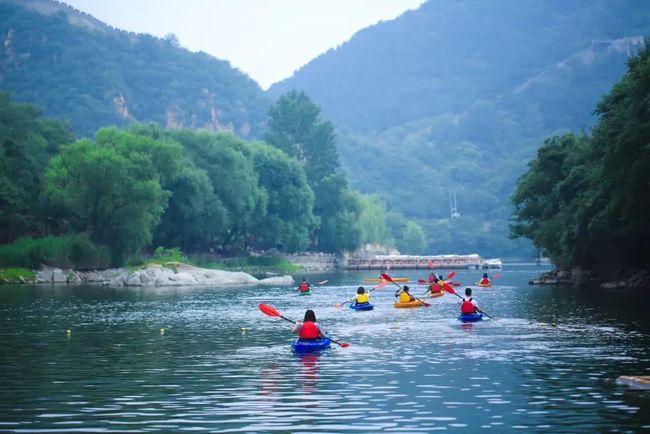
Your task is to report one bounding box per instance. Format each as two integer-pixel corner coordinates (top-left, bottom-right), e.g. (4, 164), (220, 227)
(461, 287), (479, 314)
(293, 309), (325, 340)
(479, 273), (490, 285)
(355, 286), (369, 304)
(397, 285), (415, 303)
(298, 279), (310, 293)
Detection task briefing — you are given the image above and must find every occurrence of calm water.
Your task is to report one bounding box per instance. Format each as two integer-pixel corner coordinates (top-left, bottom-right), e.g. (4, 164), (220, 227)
(1, 264), (649, 433)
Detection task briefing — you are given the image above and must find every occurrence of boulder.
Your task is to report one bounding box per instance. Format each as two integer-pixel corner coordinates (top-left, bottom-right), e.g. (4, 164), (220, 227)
(51, 268), (67, 283)
(259, 275), (295, 285)
(168, 272), (197, 285)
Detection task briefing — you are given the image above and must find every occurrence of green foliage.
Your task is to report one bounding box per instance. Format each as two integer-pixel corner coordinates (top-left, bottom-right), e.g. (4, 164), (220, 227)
(264, 92), (364, 253)
(45, 130), (174, 266)
(150, 247), (188, 264)
(270, 0), (650, 258)
(0, 92), (73, 243)
(355, 193), (393, 245)
(0, 235), (110, 270)
(0, 1), (269, 138)
(0, 267), (36, 283)
(512, 42), (650, 268)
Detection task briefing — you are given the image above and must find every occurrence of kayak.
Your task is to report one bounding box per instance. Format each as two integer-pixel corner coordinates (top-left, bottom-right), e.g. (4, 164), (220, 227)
(292, 337), (331, 353)
(429, 291), (444, 298)
(350, 302), (374, 311)
(364, 277), (409, 283)
(298, 291), (311, 296)
(394, 300), (427, 308)
(458, 312), (483, 322)
(475, 282), (491, 288)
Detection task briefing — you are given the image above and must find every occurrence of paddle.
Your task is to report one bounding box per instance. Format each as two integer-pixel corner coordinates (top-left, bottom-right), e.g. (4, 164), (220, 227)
(335, 282), (386, 308)
(258, 303), (350, 347)
(381, 273), (431, 307)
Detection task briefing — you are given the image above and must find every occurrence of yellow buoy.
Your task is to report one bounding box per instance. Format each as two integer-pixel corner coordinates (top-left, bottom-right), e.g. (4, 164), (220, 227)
(160, 328), (165, 335)
(241, 327), (248, 333)
(66, 329), (71, 335)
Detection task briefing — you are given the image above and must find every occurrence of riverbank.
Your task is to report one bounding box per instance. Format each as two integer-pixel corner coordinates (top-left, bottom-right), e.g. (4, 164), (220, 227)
(529, 267), (650, 290)
(0, 263), (294, 287)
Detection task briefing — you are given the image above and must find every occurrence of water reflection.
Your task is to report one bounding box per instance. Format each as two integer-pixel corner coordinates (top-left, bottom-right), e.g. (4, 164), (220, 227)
(0, 265), (649, 432)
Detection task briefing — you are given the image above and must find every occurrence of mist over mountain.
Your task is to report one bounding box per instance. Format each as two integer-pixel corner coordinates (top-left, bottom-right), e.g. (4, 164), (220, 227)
(0, 0), (270, 137)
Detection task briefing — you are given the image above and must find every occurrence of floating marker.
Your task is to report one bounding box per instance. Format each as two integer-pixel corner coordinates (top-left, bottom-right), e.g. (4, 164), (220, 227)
(160, 328), (165, 335)
(66, 329), (71, 335)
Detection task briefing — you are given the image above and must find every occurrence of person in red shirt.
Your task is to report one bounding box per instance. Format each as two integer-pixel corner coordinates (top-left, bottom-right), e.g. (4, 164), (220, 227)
(298, 278), (311, 293)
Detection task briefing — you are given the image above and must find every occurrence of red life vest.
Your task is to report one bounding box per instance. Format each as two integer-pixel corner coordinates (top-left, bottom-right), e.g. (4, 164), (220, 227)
(298, 282), (309, 292)
(299, 321), (319, 339)
(479, 278), (490, 284)
(461, 298), (476, 314)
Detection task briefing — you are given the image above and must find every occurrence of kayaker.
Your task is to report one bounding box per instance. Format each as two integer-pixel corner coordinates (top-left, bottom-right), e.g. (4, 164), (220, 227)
(354, 286), (370, 305)
(395, 285), (416, 303)
(292, 309), (326, 340)
(479, 273), (491, 285)
(429, 280), (443, 295)
(428, 273), (437, 284)
(461, 287), (481, 315)
(298, 278), (310, 293)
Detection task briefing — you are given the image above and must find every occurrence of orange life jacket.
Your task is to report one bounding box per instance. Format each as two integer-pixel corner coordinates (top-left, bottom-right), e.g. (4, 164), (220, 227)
(299, 321), (319, 339)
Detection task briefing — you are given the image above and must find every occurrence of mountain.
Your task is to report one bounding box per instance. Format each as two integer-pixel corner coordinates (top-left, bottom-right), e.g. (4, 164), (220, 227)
(0, 0), (270, 137)
(269, 0), (650, 257)
(270, 0), (650, 134)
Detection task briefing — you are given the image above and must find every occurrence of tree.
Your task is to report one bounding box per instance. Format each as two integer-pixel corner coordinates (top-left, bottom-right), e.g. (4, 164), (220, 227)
(45, 131), (175, 265)
(0, 92), (73, 242)
(248, 141), (317, 252)
(264, 90), (340, 187)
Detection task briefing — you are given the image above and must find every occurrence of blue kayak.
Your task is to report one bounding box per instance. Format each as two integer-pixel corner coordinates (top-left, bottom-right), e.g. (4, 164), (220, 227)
(458, 312), (483, 322)
(350, 302), (374, 311)
(292, 337), (331, 353)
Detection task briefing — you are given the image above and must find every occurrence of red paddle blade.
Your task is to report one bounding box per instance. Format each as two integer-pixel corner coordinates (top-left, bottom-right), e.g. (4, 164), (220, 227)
(493, 274), (501, 279)
(339, 342), (350, 348)
(446, 271), (456, 280)
(380, 273), (393, 282)
(418, 279), (427, 285)
(451, 282), (461, 287)
(259, 303), (281, 318)
(442, 283), (456, 294)
(374, 282), (387, 289)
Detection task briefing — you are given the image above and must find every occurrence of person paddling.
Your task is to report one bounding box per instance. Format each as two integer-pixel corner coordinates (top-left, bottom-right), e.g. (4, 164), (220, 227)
(429, 276), (443, 296)
(395, 285), (415, 303)
(478, 273), (491, 285)
(461, 287), (482, 315)
(428, 273), (437, 284)
(292, 309), (326, 340)
(298, 278), (311, 294)
(353, 286), (370, 306)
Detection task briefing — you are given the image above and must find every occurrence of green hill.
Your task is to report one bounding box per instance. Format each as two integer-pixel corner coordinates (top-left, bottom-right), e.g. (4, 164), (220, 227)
(0, 0), (270, 137)
(269, 0), (650, 257)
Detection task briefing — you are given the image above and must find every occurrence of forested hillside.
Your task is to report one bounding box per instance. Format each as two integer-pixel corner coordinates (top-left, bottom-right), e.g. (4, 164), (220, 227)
(271, 0), (650, 257)
(0, 0), (269, 137)
(512, 43), (650, 276)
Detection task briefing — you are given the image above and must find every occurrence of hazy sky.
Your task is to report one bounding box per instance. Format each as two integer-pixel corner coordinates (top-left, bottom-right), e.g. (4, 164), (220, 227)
(61, 0), (425, 89)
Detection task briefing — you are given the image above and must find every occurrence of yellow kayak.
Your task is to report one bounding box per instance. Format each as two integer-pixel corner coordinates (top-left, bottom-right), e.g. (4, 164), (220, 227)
(394, 300), (429, 308)
(365, 277), (409, 283)
(428, 291), (444, 298)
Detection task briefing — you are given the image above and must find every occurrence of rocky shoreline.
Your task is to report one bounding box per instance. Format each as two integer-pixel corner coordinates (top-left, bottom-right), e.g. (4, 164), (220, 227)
(25, 263), (295, 287)
(529, 267), (650, 290)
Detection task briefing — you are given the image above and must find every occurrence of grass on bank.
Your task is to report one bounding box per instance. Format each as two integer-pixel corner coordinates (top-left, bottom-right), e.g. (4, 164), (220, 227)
(0, 267), (36, 283)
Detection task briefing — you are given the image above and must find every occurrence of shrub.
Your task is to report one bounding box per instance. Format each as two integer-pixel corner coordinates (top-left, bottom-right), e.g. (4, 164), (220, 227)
(0, 235), (110, 269)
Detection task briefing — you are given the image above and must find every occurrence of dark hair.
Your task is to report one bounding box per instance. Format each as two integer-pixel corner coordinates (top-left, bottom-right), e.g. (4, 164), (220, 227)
(403, 285), (410, 292)
(465, 287), (472, 296)
(438, 275), (443, 280)
(483, 273), (488, 278)
(357, 286), (365, 294)
(304, 309), (317, 322)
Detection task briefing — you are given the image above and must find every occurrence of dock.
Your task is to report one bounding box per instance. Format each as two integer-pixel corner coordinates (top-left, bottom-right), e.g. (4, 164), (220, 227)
(342, 254), (502, 270)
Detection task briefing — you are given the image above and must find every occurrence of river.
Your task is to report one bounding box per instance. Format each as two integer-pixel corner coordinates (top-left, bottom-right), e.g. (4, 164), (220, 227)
(1, 263), (649, 432)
